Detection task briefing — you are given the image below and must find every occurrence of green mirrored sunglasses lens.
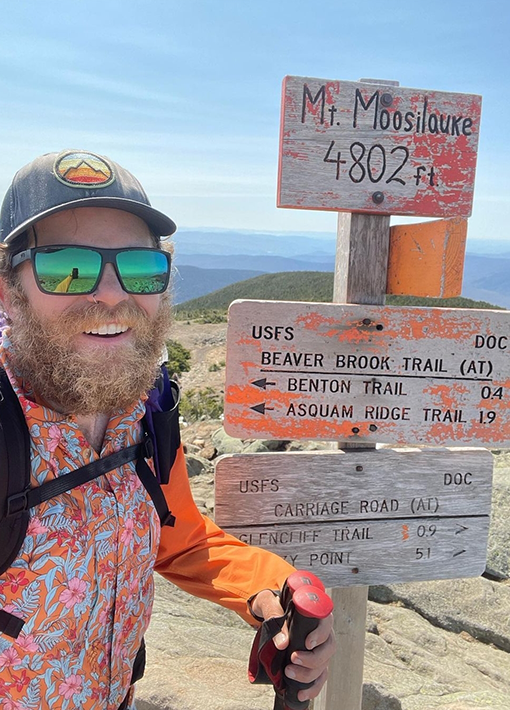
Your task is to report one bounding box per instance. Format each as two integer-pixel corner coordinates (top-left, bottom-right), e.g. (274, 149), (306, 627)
(116, 250), (169, 293)
(34, 248), (101, 294)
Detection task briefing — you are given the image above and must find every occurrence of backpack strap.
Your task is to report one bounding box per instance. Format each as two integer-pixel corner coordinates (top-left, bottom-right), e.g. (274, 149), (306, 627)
(4, 441), (146, 517)
(0, 369), (32, 575)
(135, 454), (175, 527)
(143, 368), (180, 484)
(0, 366), (179, 578)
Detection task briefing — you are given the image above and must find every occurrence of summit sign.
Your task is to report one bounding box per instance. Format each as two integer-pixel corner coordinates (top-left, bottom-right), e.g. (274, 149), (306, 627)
(277, 76), (482, 217)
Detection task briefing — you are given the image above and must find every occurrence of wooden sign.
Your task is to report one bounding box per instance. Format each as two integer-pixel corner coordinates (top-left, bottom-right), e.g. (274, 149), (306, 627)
(215, 448), (493, 586)
(224, 300), (510, 447)
(387, 217), (467, 298)
(278, 76), (482, 217)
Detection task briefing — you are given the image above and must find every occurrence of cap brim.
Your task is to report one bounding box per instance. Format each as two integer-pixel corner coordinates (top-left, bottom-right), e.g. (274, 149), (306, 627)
(3, 196), (177, 243)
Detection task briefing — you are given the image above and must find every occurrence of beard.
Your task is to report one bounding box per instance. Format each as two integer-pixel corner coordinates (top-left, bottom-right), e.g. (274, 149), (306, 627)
(5, 284), (173, 416)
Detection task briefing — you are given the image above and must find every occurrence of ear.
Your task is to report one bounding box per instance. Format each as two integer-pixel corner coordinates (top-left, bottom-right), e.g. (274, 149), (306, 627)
(0, 277), (13, 317)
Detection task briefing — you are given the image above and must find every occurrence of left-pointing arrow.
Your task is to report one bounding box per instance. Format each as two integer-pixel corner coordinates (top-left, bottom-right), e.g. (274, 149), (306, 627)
(251, 378), (276, 389)
(250, 403), (274, 415)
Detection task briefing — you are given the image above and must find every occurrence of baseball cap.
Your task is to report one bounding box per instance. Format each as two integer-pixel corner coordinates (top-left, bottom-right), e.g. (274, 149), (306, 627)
(0, 149), (177, 243)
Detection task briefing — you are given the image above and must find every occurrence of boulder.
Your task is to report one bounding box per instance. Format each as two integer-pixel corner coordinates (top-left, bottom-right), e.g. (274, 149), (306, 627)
(211, 427), (245, 455)
(369, 577), (510, 653)
(185, 454), (213, 478)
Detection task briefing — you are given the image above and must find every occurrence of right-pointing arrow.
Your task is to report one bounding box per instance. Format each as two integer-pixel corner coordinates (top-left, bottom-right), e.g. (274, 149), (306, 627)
(455, 524), (469, 535)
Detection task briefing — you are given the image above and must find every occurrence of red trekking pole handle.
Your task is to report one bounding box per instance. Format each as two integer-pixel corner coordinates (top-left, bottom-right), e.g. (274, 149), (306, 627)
(282, 586), (334, 710)
(280, 570), (325, 611)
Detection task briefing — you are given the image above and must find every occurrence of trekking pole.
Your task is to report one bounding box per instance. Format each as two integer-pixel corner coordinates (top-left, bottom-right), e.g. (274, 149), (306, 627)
(275, 585), (334, 710)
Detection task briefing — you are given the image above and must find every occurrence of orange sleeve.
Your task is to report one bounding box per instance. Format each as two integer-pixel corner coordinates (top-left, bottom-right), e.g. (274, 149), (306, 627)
(155, 445), (295, 625)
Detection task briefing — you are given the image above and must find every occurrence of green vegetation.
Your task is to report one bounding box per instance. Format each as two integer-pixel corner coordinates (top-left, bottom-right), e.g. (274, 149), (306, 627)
(180, 387), (224, 422)
(176, 309), (227, 323)
(165, 339), (192, 377)
(174, 271), (502, 318)
(385, 295), (502, 309)
(208, 360), (225, 372)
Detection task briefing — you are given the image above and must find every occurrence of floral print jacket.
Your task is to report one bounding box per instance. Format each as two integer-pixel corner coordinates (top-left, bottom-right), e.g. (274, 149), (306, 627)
(0, 333), (293, 709)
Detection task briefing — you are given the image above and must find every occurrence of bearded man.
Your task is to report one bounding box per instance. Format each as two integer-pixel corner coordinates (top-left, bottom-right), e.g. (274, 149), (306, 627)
(0, 151), (334, 710)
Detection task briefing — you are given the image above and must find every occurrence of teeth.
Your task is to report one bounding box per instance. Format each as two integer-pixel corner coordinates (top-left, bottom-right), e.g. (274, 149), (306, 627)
(84, 324), (129, 336)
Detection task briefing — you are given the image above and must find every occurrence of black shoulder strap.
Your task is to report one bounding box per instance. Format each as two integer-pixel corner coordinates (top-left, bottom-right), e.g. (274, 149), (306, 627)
(145, 377), (180, 485)
(0, 368), (179, 577)
(136, 455), (175, 527)
(0, 369), (32, 575)
(5, 442), (143, 517)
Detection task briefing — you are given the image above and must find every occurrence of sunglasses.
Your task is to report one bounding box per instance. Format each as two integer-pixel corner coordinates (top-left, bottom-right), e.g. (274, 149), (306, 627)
(11, 246), (172, 295)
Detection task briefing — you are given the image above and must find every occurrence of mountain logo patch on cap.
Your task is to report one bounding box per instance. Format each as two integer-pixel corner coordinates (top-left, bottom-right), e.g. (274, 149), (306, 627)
(53, 151), (115, 188)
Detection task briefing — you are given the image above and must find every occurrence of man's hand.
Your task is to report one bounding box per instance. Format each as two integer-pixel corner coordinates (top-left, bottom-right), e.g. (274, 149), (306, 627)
(250, 589), (336, 702)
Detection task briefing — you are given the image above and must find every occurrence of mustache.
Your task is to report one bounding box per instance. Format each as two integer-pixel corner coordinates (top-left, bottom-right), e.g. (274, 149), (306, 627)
(52, 301), (149, 333)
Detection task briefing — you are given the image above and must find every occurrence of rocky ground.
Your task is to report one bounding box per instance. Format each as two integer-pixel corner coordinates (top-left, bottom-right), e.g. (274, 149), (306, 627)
(135, 320), (510, 710)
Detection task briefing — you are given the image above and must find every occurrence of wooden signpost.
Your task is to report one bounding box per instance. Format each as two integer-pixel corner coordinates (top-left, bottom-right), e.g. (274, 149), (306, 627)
(215, 76), (494, 710)
(224, 300), (510, 447)
(215, 448), (493, 586)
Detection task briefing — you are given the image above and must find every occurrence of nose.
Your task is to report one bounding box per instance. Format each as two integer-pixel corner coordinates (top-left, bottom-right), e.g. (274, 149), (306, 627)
(86, 263), (129, 307)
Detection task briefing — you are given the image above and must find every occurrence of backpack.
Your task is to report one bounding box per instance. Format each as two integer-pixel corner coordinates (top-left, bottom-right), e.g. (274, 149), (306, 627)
(0, 364), (181, 577)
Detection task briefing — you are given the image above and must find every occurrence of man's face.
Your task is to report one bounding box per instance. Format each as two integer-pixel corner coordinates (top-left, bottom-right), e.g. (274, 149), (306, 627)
(1, 207), (173, 415)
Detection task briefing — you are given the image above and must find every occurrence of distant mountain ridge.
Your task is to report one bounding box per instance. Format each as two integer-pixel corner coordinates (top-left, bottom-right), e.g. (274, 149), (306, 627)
(175, 272), (502, 313)
(172, 265), (264, 304)
(171, 228), (510, 307)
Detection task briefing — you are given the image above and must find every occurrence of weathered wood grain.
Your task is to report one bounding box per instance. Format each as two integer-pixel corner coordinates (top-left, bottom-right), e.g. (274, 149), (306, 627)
(335, 213), (390, 304)
(277, 76), (482, 217)
(224, 300), (510, 447)
(215, 448), (493, 586)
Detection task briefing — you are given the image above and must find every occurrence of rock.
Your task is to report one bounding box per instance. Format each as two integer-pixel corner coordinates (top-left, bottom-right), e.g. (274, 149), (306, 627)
(189, 473), (215, 517)
(369, 577), (510, 653)
(262, 439), (289, 452)
(198, 445), (216, 460)
(486, 452), (510, 579)
(362, 682), (402, 710)
(211, 427), (244, 455)
(183, 443), (200, 456)
(363, 600), (510, 709)
(286, 440), (336, 451)
(186, 454), (213, 478)
(135, 577), (274, 710)
(181, 419), (223, 449)
(243, 440), (270, 453)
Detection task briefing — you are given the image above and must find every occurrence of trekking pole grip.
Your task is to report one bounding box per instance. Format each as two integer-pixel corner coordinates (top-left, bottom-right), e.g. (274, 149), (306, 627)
(283, 586), (334, 710)
(280, 570), (325, 611)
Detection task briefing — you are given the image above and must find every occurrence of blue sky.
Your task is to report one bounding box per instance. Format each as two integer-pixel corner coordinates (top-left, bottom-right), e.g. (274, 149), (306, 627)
(0, 0), (507, 245)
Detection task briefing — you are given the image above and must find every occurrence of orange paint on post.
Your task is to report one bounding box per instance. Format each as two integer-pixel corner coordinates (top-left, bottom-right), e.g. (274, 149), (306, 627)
(387, 218), (467, 298)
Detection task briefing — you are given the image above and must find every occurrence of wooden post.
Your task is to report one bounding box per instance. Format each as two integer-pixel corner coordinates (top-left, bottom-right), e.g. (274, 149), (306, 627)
(314, 212), (390, 710)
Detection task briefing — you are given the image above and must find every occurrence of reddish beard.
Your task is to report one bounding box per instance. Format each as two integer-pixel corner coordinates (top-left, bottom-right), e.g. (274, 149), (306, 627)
(5, 284), (173, 415)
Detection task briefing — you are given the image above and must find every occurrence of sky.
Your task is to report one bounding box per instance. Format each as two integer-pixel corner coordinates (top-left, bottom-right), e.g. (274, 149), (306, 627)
(0, 0), (508, 246)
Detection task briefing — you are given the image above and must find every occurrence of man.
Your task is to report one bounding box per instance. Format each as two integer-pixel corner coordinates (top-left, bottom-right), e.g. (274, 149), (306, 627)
(0, 150), (335, 709)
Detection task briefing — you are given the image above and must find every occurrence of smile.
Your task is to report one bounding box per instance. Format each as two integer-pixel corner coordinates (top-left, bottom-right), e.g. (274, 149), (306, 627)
(83, 324), (130, 336)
